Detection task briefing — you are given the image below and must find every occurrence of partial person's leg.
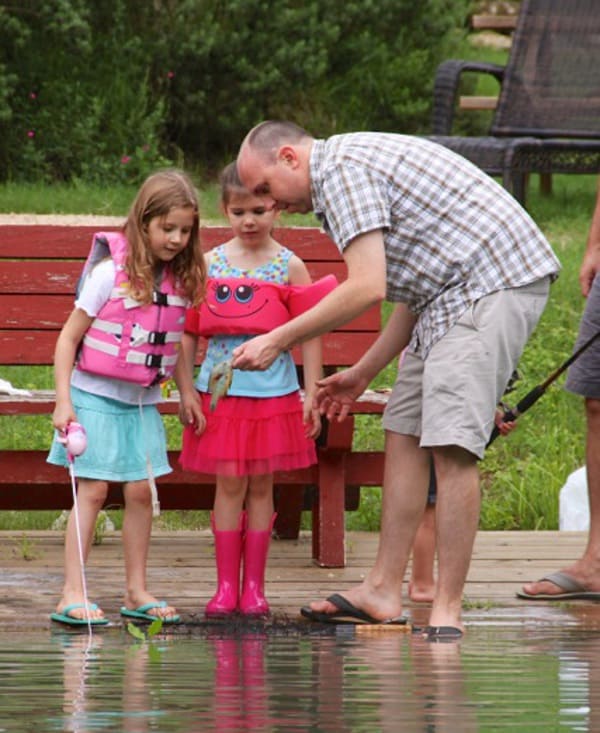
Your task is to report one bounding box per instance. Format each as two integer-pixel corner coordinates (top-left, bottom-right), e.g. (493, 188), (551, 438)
(583, 398), (600, 567)
(56, 479), (108, 620)
(213, 475), (247, 529)
(121, 479), (178, 620)
(308, 432), (430, 621)
(244, 473), (274, 531)
(520, 398), (600, 597)
(520, 273), (600, 598)
(428, 445), (479, 631)
(423, 279), (549, 631)
(409, 501), (436, 603)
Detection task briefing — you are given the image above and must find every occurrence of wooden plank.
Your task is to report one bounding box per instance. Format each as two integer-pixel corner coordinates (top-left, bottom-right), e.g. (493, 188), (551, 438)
(0, 529), (592, 631)
(0, 260), (351, 294)
(0, 260), (81, 294)
(0, 450), (374, 509)
(459, 95), (499, 111)
(0, 225), (119, 257)
(0, 292), (380, 333)
(0, 390), (388, 416)
(0, 294), (72, 328)
(0, 329), (379, 367)
(0, 225), (344, 261)
(471, 14), (517, 30)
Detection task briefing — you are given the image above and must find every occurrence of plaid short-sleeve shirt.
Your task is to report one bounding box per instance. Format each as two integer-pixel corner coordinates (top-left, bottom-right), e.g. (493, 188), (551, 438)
(310, 133), (560, 357)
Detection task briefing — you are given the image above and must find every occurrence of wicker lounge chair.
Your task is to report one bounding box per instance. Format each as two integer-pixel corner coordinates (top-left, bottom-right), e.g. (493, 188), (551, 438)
(428, 0), (600, 205)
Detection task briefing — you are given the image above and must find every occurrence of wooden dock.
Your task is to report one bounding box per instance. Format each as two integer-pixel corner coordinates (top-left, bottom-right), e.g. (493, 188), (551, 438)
(2, 529), (599, 632)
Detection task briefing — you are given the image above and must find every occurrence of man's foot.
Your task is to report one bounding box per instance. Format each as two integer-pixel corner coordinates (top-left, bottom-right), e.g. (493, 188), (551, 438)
(408, 580), (435, 603)
(306, 583), (403, 624)
(518, 568), (600, 601)
(301, 593), (407, 625)
(426, 600), (464, 636)
(420, 625), (463, 642)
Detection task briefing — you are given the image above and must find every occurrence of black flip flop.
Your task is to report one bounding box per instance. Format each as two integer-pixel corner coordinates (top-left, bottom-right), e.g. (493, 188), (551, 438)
(301, 593), (407, 626)
(422, 625), (463, 642)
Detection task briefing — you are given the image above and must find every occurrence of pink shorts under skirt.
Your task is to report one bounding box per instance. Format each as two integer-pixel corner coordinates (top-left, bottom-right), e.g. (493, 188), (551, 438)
(180, 391), (317, 477)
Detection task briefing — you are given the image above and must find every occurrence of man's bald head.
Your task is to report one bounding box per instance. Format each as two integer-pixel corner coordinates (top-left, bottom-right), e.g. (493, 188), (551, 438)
(242, 121), (312, 163)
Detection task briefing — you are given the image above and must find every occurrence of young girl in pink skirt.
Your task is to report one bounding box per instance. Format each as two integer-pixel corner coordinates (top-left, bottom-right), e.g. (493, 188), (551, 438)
(176, 163), (325, 616)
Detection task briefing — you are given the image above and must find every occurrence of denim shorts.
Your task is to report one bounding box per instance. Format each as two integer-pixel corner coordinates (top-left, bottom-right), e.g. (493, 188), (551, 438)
(565, 274), (600, 399)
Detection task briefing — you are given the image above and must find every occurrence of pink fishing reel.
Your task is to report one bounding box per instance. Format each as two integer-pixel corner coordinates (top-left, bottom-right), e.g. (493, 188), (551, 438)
(59, 421), (87, 459)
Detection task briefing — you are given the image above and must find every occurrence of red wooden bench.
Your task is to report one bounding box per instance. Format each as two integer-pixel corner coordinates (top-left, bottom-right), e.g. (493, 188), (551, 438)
(0, 224), (388, 567)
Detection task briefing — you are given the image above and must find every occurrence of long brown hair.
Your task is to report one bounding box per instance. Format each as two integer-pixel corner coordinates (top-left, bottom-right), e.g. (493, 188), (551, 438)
(123, 169), (206, 306)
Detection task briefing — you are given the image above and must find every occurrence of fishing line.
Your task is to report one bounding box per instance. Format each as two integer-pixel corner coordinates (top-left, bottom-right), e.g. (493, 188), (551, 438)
(61, 422), (93, 642)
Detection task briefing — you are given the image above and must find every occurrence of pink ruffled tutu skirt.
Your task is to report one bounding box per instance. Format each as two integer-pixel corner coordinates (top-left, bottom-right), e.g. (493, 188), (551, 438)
(180, 391), (316, 476)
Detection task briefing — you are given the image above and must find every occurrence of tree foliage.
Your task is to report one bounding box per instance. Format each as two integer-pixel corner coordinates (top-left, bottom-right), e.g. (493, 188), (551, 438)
(0, 0), (470, 182)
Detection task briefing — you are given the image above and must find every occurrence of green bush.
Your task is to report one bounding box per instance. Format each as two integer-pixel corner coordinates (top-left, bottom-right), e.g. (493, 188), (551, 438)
(0, 1), (173, 182)
(0, 0), (471, 182)
(161, 0), (471, 165)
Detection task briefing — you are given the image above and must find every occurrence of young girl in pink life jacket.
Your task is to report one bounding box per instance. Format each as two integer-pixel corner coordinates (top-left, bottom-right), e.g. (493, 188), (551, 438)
(47, 169), (206, 627)
(175, 162), (335, 617)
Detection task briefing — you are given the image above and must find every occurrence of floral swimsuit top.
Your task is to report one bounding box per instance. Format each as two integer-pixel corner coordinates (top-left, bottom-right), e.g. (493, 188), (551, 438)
(195, 245), (300, 398)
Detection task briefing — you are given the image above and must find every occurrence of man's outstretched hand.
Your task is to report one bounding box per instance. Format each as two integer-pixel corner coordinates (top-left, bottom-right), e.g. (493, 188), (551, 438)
(315, 367), (369, 422)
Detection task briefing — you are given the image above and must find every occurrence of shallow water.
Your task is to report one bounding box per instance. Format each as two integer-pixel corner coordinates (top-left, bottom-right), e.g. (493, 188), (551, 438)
(0, 623), (598, 732)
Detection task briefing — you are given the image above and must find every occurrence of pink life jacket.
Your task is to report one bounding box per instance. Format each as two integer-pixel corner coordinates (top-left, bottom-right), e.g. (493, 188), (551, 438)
(187, 274), (337, 337)
(76, 231), (188, 387)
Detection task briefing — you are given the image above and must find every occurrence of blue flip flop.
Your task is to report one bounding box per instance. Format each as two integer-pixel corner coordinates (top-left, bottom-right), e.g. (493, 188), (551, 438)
(50, 603), (110, 626)
(120, 601), (180, 624)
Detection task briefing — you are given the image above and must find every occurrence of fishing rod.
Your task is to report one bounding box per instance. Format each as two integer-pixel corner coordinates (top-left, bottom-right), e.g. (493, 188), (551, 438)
(487, 328), (600, 446)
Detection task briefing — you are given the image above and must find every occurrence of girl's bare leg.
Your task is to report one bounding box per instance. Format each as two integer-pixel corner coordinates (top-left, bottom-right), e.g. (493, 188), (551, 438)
(245, 474), (274, 530)
(56, 478), (107, 620)
(121, 480), (177, 620)
(213, 475), (247, 529)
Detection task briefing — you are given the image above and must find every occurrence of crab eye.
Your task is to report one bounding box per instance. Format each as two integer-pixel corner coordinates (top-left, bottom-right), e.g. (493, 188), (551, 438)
(234, 285), (254, 303)
(215, 284), (232, 303)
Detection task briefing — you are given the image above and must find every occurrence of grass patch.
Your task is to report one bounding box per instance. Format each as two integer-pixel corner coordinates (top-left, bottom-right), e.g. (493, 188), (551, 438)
(0, 179), (316, 227)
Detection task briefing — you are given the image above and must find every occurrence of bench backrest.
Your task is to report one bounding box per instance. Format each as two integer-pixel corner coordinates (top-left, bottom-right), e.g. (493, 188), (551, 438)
(492, 0), (600, 139)
(0, 225), (380, 370)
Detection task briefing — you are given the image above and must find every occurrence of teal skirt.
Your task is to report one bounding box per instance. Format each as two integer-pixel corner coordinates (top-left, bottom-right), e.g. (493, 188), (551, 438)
(47, 387), (172, 481)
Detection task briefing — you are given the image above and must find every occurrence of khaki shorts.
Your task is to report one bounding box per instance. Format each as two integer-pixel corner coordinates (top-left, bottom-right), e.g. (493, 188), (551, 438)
(382, 278), (550, 459)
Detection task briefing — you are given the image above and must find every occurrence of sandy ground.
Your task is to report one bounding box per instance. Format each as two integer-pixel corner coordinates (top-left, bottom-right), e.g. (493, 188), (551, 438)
(0, 213), (227, 227)
(0, 213), (126, 226)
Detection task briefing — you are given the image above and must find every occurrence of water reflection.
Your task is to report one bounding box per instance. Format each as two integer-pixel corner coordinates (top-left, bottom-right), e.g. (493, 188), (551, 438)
(205, 636), (270, 731)
(0, 621), (599, 731)
(61, 634), (102, 732)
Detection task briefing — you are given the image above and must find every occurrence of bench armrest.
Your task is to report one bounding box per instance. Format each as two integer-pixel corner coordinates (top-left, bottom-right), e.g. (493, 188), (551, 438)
(431, 59), (505, 135)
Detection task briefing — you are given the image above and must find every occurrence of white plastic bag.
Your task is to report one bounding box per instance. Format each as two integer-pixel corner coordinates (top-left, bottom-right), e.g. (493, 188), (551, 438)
(559, 466), (589, 531)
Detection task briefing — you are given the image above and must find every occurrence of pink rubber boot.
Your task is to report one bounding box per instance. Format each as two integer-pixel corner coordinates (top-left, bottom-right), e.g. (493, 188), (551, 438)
(205, 512), (244, 616)
(240, 513), (276, 616)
